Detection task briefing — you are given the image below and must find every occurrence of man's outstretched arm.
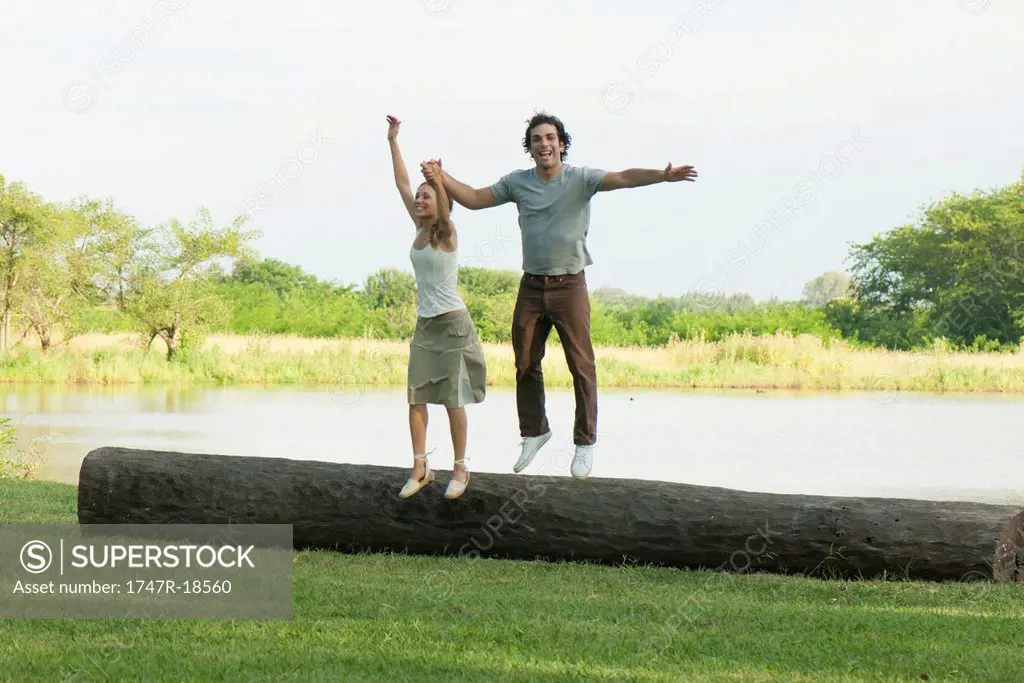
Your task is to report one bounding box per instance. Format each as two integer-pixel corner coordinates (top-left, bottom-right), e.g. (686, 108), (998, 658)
(598, 163), (698, 192)
(421, 159), (504, 210)
(442, 170), (503, 210)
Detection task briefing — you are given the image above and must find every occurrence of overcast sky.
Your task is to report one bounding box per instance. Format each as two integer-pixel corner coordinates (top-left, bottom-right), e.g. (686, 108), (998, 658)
(3, 0), (1022, 301)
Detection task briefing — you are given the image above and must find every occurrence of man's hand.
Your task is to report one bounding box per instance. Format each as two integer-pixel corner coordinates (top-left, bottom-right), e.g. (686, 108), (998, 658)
(386, 114), (401, 141)
(663, 162), (698, 183)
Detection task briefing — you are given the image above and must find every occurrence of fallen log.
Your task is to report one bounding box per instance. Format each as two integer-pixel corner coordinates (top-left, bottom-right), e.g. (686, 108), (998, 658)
(77, 447), (1024, 582)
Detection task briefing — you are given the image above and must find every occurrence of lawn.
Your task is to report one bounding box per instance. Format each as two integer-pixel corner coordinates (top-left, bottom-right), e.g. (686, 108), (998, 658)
(1, 478), (1023, 682)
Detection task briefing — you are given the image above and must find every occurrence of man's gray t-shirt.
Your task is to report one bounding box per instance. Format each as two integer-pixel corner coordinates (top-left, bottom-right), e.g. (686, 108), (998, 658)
(489, 164), (607, 276)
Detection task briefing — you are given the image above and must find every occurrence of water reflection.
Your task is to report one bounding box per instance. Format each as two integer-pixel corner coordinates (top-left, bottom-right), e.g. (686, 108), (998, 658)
(2, 384), (1023, 505)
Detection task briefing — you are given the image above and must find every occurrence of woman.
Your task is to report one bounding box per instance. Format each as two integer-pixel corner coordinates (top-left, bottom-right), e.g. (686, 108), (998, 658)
(387, 114), (487, 500)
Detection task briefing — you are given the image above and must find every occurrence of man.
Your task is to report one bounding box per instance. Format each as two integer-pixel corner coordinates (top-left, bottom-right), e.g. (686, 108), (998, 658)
(421, 112), (697, 479)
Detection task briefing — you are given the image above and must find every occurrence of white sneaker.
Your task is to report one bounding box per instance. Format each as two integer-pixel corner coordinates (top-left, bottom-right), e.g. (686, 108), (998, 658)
(571, 444), (595, 479)
(513, 430), (552, 473)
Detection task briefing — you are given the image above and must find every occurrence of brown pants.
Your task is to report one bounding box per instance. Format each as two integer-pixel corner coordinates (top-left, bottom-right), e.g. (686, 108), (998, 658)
(511, 271), (597, 446)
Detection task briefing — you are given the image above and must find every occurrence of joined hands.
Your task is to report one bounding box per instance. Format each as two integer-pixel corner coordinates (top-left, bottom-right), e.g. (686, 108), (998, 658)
(421, 158), (443, 184)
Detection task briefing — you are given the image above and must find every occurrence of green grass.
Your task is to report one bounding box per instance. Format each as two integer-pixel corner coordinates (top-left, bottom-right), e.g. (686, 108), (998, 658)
(2, 479), (1023, 681)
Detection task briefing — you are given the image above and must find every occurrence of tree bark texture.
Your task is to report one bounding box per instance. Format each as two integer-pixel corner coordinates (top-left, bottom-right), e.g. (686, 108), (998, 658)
(76, 447), (1024, 582)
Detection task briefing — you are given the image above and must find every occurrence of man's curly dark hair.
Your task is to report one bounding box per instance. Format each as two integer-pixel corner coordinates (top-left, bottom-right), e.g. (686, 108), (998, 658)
(522, 112), (572, 161)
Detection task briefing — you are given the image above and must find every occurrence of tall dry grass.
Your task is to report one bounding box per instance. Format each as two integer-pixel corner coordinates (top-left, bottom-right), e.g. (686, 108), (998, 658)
(3, 331), (1024, 393)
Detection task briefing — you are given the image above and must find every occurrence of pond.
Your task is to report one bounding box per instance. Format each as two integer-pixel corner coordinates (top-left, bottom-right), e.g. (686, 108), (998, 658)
(3, 384), (1023, 504)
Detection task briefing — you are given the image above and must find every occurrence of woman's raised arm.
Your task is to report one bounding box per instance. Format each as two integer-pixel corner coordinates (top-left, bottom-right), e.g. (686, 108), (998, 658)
(386, 115), (417, 225)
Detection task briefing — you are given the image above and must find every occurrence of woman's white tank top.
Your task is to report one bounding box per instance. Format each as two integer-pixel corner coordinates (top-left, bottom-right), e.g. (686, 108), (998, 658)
(409, 230), (466, 318)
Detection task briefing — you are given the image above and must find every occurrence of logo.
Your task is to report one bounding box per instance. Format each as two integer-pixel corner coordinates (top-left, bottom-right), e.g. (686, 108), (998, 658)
(599, 80), (634, 114)
(20, 540), (53, 574)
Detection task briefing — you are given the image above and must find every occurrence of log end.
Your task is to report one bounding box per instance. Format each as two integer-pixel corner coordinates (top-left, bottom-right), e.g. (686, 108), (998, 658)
(993, 509), (1024, 582)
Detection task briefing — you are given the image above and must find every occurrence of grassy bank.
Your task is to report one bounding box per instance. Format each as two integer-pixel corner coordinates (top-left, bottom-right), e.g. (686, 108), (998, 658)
(4, 331), (1024, 393)
(2, 479), (1023, 681)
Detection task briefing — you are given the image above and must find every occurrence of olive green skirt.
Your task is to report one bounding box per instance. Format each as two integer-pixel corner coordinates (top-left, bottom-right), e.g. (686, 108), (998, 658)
(407, 309), (487, 407)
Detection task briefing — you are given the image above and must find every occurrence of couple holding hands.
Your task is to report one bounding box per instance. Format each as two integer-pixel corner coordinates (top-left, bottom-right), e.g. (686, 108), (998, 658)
(386, 111), (698, 500)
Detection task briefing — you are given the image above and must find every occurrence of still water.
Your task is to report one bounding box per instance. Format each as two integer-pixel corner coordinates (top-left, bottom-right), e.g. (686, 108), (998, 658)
(3, 384), (1023, 504)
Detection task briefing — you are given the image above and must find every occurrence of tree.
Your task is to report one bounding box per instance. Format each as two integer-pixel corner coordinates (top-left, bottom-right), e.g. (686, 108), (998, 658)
(457, 266), (520, 298)
(846, 170), (1024, 347)
(78, 197), (151, 310)
(361, 267), (417, 338)
(801, 272), (852, 307)
(123, 208), (258, 360)
(229, 258), (319, 296)
(363, 267), (417, 309)
(1, 183), (152, 351)
(591, 286), (652, 310)
(0, 176), (51, 351)
(15, 203), (102, 350)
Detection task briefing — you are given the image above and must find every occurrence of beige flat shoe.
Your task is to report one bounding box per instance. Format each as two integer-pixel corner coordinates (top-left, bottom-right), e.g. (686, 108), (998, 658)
(444, 458), (470, 500)
(399, 452), (435, 498)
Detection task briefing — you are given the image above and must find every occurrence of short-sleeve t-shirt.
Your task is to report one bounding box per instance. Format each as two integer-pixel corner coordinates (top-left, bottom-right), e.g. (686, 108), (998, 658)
(489, 164), (607, 276)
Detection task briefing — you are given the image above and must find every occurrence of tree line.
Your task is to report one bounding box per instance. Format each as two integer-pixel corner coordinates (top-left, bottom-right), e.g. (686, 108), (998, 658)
(2, 169), (1021, 358)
